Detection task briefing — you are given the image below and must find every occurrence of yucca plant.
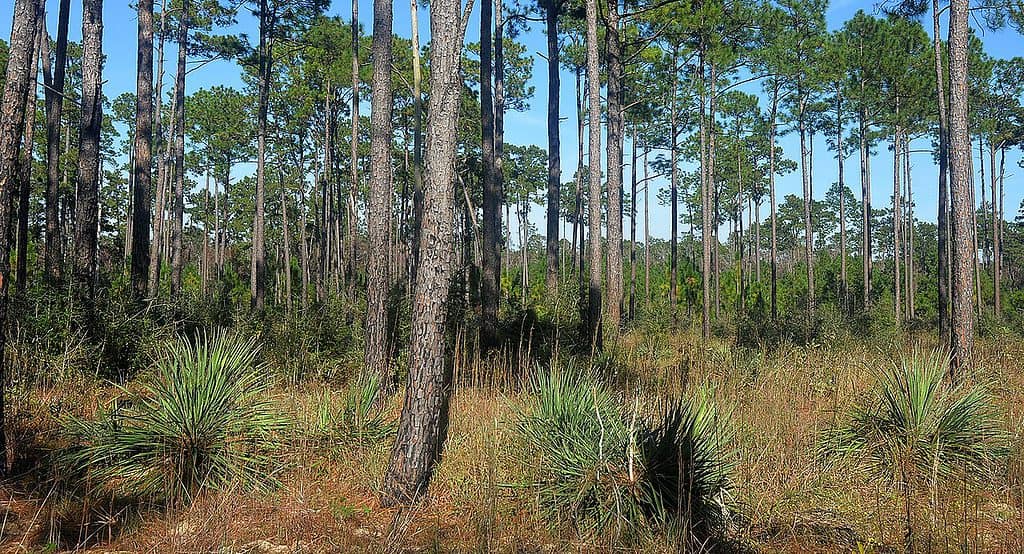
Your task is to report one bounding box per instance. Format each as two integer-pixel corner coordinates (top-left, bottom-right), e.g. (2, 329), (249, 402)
(519, 369), (735, 543)
(61, 331), (287, 504)
(821, 350), (1009, 548)
(640, 388), (736, 535)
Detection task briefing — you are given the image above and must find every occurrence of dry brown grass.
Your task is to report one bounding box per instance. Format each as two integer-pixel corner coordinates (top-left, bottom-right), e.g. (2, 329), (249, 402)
(1, 331), (1022, 553)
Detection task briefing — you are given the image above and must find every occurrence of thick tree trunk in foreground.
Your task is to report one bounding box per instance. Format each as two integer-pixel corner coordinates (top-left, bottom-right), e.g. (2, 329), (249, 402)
(365, 0), (395, 387)
(131, 0), (154, 301)
(0, 0), (42, 473)
(381, 0), (465, 505)
(73, 0), (104, 306)
(947, 0), (975, 378)
(585, 0), (603, 349)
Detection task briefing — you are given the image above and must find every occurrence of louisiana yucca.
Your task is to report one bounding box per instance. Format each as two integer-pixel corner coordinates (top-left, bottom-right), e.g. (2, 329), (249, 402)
(821, 350), (1009, 546)
(519, 368), (735, 542)
(62, 331), (287, 503)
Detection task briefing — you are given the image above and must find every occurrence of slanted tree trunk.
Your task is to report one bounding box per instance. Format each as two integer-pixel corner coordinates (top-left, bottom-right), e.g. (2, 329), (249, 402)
(480, 0), (501, 347)
(365, 0), (394, 387)
(544, 0), (561, 295)
(170, 1), (188, 295)
(73, 0), (103, 306)
(380, 0), (465, 504)
(585, 0), (603, 349)
(131, 0), (154, 300)
(947, 0), (975, 378)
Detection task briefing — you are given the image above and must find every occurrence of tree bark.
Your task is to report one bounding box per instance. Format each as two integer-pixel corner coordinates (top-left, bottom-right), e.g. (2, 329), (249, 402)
(798, 92), (814, 319)
(859, 106), (872, 308)
(147, 0), (169, 299)
(544, 0), (560, 295)
(42, 0), (70, 285)
(947, 0), (974, 378)
(16, 27), (41, 295)
(605, 0), (624, 334)
(381, 0), (465, 504)
(131, 0), (154, 301)
(768, 83), (779, 320)
(480, 0), (501, 347)
(669, 47), (679, 319)
(170, 1), (188, 295)
(366, 0), (394, 387)
(585, 0), (603, 349)
(73, 0), (103, 306)
(252, 0), (270, 311)
(836, 92), (847, 309)
(0, 0), (42, 472)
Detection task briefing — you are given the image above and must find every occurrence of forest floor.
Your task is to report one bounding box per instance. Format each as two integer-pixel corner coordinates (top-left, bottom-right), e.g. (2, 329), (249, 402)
(1, 328), (1023, 553)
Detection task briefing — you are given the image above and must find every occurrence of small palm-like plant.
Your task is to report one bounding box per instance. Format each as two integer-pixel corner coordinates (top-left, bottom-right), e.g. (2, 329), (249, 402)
(821, 350), (1009, 547)
(519, 368), (735, 542)
(62, 331), (287, 503)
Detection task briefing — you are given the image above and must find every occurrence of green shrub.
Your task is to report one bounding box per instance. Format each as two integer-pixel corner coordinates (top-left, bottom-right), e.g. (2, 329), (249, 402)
(61, 331), (287, 503)
(821, 350), (1009, 547)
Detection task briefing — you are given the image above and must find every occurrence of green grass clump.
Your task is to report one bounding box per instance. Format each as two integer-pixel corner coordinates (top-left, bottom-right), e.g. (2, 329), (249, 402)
(305, 372), (395, 446)
(61, 331), (287, 503)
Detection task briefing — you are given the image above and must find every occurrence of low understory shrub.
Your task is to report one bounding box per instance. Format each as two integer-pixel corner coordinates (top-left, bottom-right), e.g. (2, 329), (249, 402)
(60, 331), (288, 504)
(518, 369), (735, 544)
(820, 350), (1010, 549)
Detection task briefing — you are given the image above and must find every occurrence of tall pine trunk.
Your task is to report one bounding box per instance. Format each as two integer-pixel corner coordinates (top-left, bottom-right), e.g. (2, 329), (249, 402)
(947, 0), (975, 378)
(381, 0), (465, 504)
(0, 0), (42, 473)
(73, 0), (104, 307)
(585, 0), (603, 349)
(480, 0), (501, 347)
(366, 0), (395, 387)
(43, 0), (70, 285)
(15, 28), (41, 295)
(170, 2), (188, 295)
(605, 0), (624, 334)
(251, 0), (270, 311)
(131, 0), (154, 300)
(544, 0), (560, 295)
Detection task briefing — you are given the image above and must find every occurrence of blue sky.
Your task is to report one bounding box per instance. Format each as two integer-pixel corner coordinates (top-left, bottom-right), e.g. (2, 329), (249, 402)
(3, 0), (1022, 244)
